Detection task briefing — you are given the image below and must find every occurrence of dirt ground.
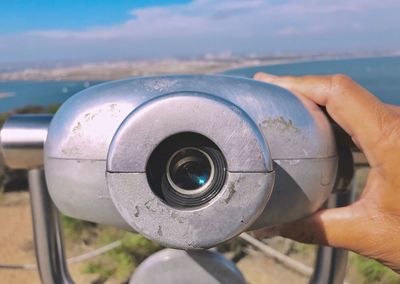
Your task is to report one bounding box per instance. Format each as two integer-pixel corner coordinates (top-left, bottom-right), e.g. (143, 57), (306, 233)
(237, 249), (309, 284)
(4, 190), (390, 284)
(0, 192), (40, 284)
(0, 191), (316, 284)
(0, 192), (99, 284)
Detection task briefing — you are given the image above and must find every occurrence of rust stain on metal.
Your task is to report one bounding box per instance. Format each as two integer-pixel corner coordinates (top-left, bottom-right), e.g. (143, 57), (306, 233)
(84, 112), (91, 121)
(134, 206), (140, 217)
(72, 122), (81, 133)
(260, 116), (300, 133)
(144, 199), (156, 212)
(83, 109), (102, 121)
(224, 182), (237, 204)
(171, 211), (184, 224)
(157, 225), (163, 236)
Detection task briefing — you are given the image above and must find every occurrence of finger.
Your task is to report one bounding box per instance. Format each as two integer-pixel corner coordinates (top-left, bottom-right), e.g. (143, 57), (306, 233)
(277, 204), (365, 251)
(254, 72), (389, 166)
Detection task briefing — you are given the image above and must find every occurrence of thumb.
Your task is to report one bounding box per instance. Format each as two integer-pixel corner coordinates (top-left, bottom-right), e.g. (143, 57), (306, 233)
(278, 205), (362, 249)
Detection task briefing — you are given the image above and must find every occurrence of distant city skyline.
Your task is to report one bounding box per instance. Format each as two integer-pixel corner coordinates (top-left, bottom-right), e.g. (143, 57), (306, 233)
(0, 0), (399, 65)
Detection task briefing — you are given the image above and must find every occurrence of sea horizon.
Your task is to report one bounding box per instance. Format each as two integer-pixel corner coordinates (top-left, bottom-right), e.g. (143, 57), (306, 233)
(1, 55), (399, 113)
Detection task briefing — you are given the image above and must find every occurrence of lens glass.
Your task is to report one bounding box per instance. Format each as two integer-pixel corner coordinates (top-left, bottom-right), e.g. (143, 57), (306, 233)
(169, 148), (212, 191)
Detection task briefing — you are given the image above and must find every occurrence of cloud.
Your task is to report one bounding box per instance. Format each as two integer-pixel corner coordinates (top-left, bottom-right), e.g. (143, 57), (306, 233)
(276, 26), (327, 37)
(2, 0), (400, 62)
(27, 0), (400, 40)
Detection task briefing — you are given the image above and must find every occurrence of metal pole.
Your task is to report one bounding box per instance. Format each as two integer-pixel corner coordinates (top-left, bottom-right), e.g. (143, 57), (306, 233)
(0, 114), (52, 169)
(0, 114), (73, 284)
(28, 168), (74, 284)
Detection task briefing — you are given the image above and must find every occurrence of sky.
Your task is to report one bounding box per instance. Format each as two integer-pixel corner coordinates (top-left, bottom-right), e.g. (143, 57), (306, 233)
(0, 0), (399, 65)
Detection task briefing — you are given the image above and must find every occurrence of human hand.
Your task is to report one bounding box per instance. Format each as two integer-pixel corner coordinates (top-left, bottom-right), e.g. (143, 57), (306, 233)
(253, 72), (400, 273)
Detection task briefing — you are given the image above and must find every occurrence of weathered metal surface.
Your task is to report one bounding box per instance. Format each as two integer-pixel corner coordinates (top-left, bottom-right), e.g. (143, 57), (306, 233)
(130, 249), (246, 284)
(42, 74), (337, 248)
(107, 172), (274, 248)
(107, 93), (271, 173)
(250, 157), (337, 230)
(45, 158), (130, 228)
(45, 75), (335, 161)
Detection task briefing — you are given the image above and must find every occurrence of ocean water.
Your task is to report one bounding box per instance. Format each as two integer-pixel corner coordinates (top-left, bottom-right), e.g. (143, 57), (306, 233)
(224, 56), (400, 105)
(0, 56), (399, 114)
(0, 80), (102, 113)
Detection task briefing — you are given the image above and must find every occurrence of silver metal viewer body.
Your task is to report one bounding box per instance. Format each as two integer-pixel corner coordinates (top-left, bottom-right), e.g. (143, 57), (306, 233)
(3, 75), (337, 249)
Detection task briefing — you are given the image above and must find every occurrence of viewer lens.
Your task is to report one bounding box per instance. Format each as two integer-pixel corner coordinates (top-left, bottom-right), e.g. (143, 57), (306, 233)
(146, 132), (227, 208)
(173, 156), (210, 190)
(167, 148), (214, 194)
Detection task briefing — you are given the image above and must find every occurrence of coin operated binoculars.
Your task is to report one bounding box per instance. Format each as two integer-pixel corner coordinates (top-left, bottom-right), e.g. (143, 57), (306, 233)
(0, 75), (353, 284)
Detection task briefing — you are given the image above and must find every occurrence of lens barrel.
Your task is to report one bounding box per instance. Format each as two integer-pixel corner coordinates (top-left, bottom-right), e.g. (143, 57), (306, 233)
(162, 146), (226, 208)
(146, 133), (227, 208)
(166, 147), (214, 194)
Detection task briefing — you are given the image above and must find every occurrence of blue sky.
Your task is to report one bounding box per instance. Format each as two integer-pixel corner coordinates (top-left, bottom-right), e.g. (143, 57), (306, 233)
(0, 0), (399, 64)
(0, 0), (190, 34)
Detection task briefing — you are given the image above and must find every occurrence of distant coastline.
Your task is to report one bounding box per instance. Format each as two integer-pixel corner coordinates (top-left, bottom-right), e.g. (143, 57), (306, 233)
(1, 55), (399, 113)
(1, 51), (398, 82)
(0, 57), (290, 81)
